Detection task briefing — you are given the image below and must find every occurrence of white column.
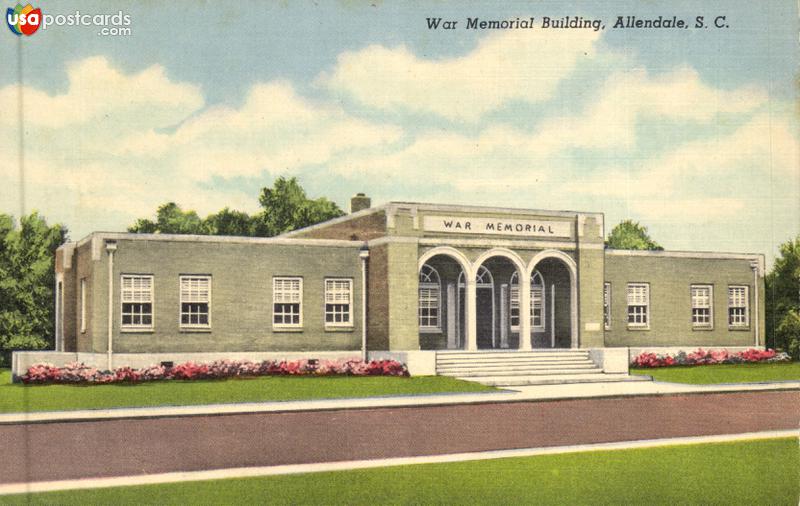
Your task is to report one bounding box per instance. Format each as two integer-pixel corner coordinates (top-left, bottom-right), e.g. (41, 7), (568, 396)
(466, 276), (478, 351)
(446, 283), (457, 349)
(550, 284), (556, 348)
(519, 273), (532, 350)
(499, 284), (508, 348)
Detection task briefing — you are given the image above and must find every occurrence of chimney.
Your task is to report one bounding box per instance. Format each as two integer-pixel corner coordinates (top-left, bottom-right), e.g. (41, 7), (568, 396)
(350, 193), (371, 213)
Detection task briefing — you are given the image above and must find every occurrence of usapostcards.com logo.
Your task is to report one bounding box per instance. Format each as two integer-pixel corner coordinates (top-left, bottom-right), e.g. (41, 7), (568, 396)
(7, 3), (132, 37)
(6, 3), (40, 35)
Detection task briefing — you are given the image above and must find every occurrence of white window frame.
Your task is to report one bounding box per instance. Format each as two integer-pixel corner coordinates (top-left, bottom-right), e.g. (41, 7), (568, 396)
(509, 271), (545, 332)
(626, 282), (650, 330)
(531, 271), (545, 332)
(603, 282), (611, 330)
(324, 278), (353, 328)
(728, 285), (750, 328)
(419, 264), (441, 332)
(121, 274), (154, 331)
(509, 278), (520, 330)
(179, 275), (212, 330)
(273, 277), (303, 329)
(80, 278), (87, 333)
(691, 284), (713, 329)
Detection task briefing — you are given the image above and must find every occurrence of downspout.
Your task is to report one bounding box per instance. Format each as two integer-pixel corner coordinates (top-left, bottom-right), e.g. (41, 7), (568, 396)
(106, 241), (117, 370)
(750, 260), (760, 348)
(359, 246), (370, 361)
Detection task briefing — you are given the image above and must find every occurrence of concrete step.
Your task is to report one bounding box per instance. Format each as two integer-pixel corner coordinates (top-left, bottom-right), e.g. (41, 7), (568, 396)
(437, 350), (589, 359)
(442, 367), (605, 378)
(437, 363), (600, 374)
(436, 357), (595, 366)
(460, 373), (651, 386)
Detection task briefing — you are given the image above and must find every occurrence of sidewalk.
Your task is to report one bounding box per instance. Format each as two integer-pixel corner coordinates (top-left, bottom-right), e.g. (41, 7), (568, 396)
(2, 378), (798, 425)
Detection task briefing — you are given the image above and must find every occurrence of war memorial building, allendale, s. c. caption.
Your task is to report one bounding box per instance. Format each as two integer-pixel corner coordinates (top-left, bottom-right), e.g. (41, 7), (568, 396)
(12, 194), (765, 382)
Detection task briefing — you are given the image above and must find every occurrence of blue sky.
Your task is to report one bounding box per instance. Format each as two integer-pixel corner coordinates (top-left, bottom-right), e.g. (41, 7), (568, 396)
(1, 0), (797, 265)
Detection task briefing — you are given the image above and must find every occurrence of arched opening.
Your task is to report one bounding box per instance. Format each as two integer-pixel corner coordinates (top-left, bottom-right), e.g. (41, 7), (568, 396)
(418, 254), (466, 350)
(469, 254), (524, 349)
(528, 251), (578, 348)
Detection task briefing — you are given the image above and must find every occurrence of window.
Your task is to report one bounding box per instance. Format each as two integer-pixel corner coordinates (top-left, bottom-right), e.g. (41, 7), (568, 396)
(691, 285), (713, 328)
(626, 283), (649, 329)
(509, 281), (520, 329)
(728, 285), (749, 327)
(273, 277), (302, 328)
(603, 282), (611, 330)
(121, 275), (153, 329)
(80, 278), (87, 333)
(509, 271), (545, 332)
(419, 264), (440, 331)
(180, 276), (211, 328)
(531, 272), (544, 331)
(325, 278), (353, 326)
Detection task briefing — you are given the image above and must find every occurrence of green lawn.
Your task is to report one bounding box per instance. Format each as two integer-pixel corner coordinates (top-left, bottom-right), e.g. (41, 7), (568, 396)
(631, 362), (800, 384)
(0, 369), (494, 413)
(3, 438), (797, 505)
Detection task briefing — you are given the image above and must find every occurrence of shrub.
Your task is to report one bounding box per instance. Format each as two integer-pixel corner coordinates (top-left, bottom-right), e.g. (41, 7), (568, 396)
(631, 348), (791, 368)
(776, 309), (800, 361)
(20, 358), (409, 385)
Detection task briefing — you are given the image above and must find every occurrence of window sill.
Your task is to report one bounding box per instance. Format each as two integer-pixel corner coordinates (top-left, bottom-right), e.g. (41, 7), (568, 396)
(180, 327), (212, 333)
(325, 326), (355, 333)
(728, 326), (751, 331)
(420, 328), (442, 334)
(121, 328), (154, 334)
(273, 327), (304, 333)
(627, 326), (650, 331)
(692, 326), (714, 331)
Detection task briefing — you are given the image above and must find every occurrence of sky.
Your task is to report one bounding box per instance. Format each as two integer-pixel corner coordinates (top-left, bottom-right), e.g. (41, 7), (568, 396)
(1, 0), (798, 266)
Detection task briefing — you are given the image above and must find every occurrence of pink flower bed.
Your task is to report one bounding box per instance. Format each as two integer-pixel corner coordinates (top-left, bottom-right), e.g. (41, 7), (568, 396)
(20, 358), (408, 385)
(631, 348), (790, 368)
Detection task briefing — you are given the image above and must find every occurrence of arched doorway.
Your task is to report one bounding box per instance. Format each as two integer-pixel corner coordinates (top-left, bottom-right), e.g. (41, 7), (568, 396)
(417, 250), (468, 350)
(470, 250), (527, 350)
(527, 250), (579, 348)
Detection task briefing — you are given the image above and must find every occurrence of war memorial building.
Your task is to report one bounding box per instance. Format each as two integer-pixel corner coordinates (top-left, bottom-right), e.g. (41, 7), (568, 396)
(12, 194), (765, 381)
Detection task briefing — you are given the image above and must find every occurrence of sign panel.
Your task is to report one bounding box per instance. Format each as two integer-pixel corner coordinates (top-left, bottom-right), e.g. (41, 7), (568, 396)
(422, 215), (571, 238)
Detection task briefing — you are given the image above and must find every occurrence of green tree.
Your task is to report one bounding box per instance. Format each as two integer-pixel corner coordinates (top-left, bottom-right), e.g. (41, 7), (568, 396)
(128, 178), (344, 238)
(605, 219), (664, 250)
(205, 207), (255, 236)
(766, 235), (800, 352)
(253, 177), (345, 236)
(128, 202), (210, 234)
(0, 212), (68, 366)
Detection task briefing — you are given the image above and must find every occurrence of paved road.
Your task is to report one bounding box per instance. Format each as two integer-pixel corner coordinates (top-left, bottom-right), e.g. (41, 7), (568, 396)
(2, 391), (798, 484)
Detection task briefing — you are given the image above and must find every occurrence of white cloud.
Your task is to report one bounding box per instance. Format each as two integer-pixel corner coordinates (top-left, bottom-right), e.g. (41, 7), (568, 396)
(563, 110), (799, 221)
(320, 29), (601, 122)
(330, 67), (770, 197)
(529, 66), (767, 154)
(0, 56), (204, 130)
(0, 57), (403, 235)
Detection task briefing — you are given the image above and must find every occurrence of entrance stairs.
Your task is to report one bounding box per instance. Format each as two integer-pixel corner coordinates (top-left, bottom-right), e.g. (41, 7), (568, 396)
(436, 349), (650, 386)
